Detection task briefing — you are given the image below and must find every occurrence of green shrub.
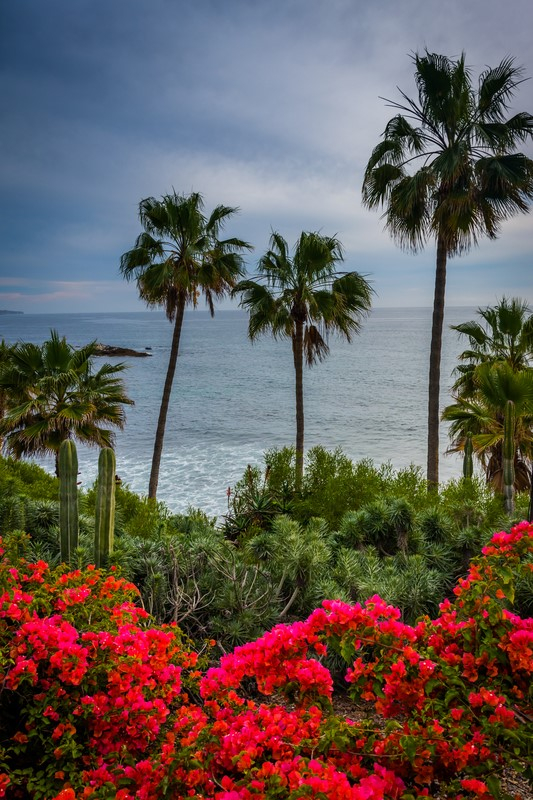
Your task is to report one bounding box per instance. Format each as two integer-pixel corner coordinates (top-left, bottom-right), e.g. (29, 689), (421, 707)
(0, 457), (58, 501)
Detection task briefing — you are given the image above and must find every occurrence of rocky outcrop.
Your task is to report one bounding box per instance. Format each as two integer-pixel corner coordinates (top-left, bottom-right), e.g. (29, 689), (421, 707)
(94, 344), (152, 358)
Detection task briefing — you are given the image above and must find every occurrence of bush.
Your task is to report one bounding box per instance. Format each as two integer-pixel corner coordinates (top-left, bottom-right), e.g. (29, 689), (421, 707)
(0, 457), (58, 502)
(1, 522), (532, 799)
(0, 533), (201, 799)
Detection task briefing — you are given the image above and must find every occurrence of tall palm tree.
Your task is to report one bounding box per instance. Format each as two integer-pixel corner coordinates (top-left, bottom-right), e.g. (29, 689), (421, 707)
(234, 231), (373, 490)
(0, 330), (132, 472)
(362, 52), (533, 488)
(442, 362), (533, 494)
(451, 297), (533, 396)
(120, 191), (251, 498)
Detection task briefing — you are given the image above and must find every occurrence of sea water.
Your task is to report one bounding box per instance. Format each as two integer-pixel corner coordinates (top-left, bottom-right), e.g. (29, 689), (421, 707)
(1, 308), (472, 516)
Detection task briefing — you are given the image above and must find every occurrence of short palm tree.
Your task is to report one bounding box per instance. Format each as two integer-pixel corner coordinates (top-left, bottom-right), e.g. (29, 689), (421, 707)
(234, 231), (373, 489)
(362, 52), (533, 488)
(0, 330), (132, 473)
(442, 362), (533, 495)
(120, 191), (251, 498)
(451, 297), (533, 397)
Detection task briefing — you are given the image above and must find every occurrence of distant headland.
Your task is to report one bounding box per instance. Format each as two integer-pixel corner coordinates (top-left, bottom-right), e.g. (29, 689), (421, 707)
(0, 310), (23, 315)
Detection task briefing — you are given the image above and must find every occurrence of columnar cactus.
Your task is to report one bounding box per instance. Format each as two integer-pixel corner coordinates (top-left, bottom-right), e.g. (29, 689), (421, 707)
(95, 447), (116, 568)
(59, 439), (79, 564)
(463, 432), (473, 480)
(503, 400), (515, 516)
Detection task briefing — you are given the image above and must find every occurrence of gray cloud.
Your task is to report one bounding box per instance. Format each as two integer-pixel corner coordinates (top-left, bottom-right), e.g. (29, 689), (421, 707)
(1, 0), (532, 312)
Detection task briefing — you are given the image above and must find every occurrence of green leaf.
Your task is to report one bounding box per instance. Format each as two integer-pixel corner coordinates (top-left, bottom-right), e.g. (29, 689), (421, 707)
(485, 775), (502, 799)
(340, 636), (355, 664)
(399, 735), (418, 761)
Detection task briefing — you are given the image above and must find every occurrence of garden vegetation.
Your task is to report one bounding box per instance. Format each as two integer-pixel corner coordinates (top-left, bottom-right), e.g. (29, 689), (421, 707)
(0, 517), (532, 798)
(1, 45), (532, 800)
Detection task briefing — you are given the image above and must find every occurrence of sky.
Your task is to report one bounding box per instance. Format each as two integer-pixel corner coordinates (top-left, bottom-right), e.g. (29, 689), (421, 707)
(1, 0), (532, 314)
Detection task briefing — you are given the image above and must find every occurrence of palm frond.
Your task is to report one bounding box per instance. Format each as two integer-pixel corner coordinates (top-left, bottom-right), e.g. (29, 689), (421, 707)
(304, 325), (329, 366)
(362, 162), (405, 208)
(362, 49), (533, 273)
(477, 58), (525, 120)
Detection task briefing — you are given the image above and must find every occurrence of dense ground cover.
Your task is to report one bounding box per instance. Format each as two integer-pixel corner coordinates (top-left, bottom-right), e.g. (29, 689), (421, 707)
(1, 520), (532, 799)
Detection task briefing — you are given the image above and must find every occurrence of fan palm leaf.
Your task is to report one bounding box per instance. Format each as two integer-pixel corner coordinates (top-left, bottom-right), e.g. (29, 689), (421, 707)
(443, 362), (533, 492)
(0, 330), (132, 472)
(451, 297), (533, 395)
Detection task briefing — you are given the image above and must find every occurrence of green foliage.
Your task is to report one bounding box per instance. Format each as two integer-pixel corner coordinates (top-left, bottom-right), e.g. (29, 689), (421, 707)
(0, 330), (133, 465)
(2, 446), (533, 650)
(416, 506), (453, 544)
(224, 463), (290, 540)
(0, 457), (58, 502)
(336, 511), (366, 549)
(439, 475), (507, 529)
(122, 496), (169, 538)
(296, 448), (429, 528)
(250, 515), (333, 618)
(263, 446), (296, 496)
(0, 495), (26, 537)
(451, 296), (533, 396)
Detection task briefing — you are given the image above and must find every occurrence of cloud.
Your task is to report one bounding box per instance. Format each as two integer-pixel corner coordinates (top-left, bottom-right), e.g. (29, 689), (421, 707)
(1, 0), (532, 313)
(0, 280), (142, 313)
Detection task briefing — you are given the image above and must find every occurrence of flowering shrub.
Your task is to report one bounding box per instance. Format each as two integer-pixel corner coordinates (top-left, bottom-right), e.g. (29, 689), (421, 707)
(0, 522), (532, 799)
(0, 535), (201, 799)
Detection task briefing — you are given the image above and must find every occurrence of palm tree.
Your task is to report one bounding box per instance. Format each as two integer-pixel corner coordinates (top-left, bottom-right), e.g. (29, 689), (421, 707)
(451, 297), (533, 397)
(442, 362), (533, 495)
(234, 231), (373, 489)
(0, 330), (133, 473)
(362, 52), (533, 488)
(120, 191), (251, 499)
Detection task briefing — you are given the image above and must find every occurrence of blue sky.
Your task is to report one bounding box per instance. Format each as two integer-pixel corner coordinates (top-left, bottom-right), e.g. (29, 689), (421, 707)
(1, 0), (532, 313)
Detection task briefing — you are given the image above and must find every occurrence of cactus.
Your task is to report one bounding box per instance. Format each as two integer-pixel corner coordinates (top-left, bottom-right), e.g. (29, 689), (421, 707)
(59, 439), (79, 564)
(95, 447), (116, 567)
(462, 432), (473, 480)
(503, 400), (515, 516)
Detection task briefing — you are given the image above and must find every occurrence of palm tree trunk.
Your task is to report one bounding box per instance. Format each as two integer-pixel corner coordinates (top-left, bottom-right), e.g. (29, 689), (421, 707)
(148, 298), (186, 499)
(292, 322), (305, 491)
(427, 236), (447, 490)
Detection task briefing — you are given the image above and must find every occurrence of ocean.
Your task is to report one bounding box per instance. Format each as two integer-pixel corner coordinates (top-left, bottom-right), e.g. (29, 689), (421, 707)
(1, 307), (472, 517)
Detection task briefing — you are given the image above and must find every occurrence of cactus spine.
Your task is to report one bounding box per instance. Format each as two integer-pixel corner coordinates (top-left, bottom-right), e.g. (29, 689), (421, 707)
(59, 439), (79, 564)
(95, 447), (116, 568)
(463, 432), (473, 480)
(503, 400), (515, 516)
